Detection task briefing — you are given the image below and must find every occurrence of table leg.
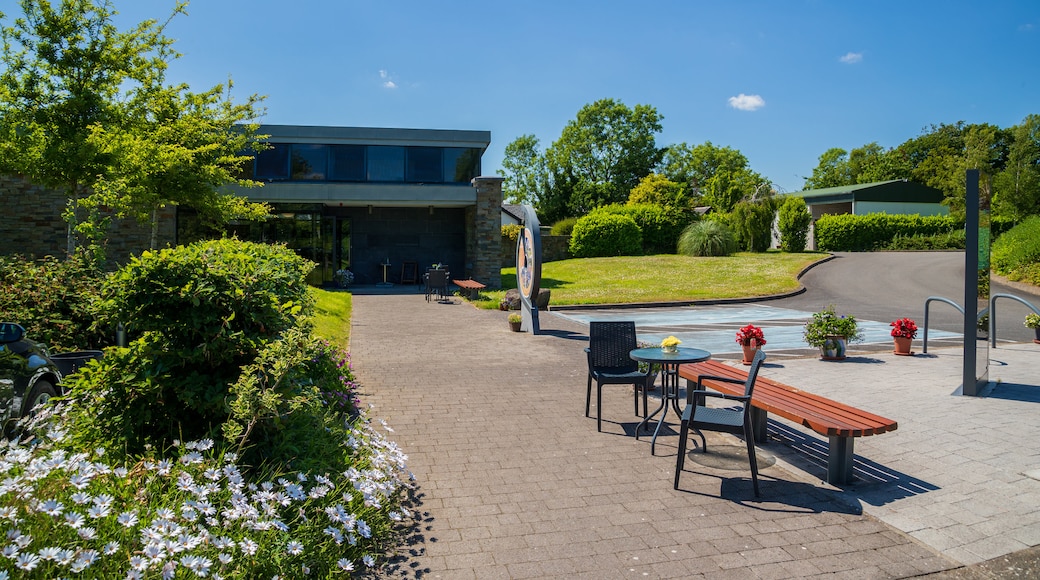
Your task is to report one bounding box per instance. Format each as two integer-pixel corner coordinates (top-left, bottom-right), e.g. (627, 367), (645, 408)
(636, 373), (666, 438)
(648, 363), (682, 455)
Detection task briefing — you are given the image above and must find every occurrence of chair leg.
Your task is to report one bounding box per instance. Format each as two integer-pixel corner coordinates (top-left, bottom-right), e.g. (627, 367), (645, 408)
(674, 417), (690, 489)
(745, 420), (760, 497)
(585, 375), (593, 418)
(596, 383), (603, 432)
(633, 384), (639, 417)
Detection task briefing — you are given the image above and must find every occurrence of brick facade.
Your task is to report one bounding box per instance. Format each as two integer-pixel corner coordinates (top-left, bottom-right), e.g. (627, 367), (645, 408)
(470, 176), (504, 289)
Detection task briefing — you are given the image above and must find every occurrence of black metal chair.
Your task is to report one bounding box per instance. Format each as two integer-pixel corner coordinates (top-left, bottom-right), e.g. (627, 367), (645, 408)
(585, 321), (656, 432)
(674, 349), (766, 497)
(425, 269), (449, 302)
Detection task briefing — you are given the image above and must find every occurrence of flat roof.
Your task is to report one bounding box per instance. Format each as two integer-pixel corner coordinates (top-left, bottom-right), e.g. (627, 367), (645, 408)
(258, 124), (491, 151)
(788, 180), (944, 204)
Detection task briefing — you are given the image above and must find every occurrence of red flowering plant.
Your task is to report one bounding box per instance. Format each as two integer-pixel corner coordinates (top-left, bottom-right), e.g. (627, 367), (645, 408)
(735, 324), (767, 346)
(890, 317), (918, 339)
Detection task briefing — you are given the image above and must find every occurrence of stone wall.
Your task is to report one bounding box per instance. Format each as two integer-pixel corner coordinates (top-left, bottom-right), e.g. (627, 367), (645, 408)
(0, 174), (176, 265)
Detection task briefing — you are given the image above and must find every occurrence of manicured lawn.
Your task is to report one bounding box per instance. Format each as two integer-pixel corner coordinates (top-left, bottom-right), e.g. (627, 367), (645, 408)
(475, 252), (828, 307)
(311, 287), (352, 347)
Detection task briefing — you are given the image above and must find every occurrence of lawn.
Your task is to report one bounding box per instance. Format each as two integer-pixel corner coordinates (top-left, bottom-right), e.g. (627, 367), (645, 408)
(311, 287), (352, 347)
(474, 252), (828, 307)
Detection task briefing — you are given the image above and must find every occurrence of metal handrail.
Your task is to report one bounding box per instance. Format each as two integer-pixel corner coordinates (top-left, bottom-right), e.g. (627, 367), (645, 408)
(989, 293), (1040, 348)
(923, 296), (963, 354)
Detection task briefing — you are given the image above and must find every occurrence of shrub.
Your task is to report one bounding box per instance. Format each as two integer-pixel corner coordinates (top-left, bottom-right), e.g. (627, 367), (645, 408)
(883, 230), (966, 250)
(730, 200), (776, 252)
(549, 217), (578, 236)
(0, 251), (109, 351)
(591, 203), (687, 255)
(61, 239), (316, 458)
(777, 196), (812, 252)
(569, 213), (643, 258)
(992, 216), (1040, 282)
(814, 213), (961, 251)
(677, 220), (737, 257)
(501, 224), (523, 244)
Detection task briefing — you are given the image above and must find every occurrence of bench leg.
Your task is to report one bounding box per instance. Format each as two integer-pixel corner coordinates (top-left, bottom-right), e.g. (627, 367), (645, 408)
(827, 436), (854, 485)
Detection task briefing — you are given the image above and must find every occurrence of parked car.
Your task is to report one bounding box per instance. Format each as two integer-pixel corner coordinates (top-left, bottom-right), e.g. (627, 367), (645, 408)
(0, 322), (64, 431)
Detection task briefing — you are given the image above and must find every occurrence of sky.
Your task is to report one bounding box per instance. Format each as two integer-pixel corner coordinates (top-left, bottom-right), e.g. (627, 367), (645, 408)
(94, 0), (1040, 193)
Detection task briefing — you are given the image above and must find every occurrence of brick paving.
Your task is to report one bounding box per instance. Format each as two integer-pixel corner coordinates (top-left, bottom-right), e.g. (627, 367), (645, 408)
(348, 292), (985, 579)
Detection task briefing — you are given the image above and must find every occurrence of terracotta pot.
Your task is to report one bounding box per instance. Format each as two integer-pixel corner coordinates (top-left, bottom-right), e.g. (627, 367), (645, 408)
(820, 335), (847, 360)
(893, 335), (913, 356)
(741, 340), (760, 365)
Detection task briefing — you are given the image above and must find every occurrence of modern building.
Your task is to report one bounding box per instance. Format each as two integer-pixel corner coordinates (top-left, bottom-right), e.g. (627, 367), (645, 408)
(789, 179), (948, 221)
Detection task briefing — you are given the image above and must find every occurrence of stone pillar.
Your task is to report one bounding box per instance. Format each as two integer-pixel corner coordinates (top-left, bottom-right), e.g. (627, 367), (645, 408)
(470, 176), (504, 289)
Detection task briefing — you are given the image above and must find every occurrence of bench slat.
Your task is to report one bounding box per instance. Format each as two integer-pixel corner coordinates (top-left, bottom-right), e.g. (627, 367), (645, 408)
(677, 361), (897, 439)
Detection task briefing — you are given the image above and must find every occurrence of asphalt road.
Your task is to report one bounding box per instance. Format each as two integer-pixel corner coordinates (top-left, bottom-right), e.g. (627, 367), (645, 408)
(778, 251), (1039, 344)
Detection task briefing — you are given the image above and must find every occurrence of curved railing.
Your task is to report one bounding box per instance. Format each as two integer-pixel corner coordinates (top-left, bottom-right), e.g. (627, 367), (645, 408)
(922, 296), (964, 354)
(988, 293), (1040, 348)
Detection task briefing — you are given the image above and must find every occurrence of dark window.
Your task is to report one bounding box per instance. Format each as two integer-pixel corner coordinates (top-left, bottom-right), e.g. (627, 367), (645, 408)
(329, 145), (365, 181)
(367, 146), (405, 181)
(443, 148), (481, 183)
(407, 147), (443, 182)
(291, 144), (327, 180)
(254, 143), (291, 180)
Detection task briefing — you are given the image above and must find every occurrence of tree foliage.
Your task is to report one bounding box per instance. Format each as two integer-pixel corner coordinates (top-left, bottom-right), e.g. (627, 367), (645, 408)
(662, 141), (766, 213)
(627, 173), (692, 213)
(777, 196), (812, 252)
(500, 133), (545, 205)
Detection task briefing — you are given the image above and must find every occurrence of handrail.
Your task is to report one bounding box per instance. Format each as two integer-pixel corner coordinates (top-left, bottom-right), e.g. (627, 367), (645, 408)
(923, 296), (963, 354)
(989, 293), (1040, 348)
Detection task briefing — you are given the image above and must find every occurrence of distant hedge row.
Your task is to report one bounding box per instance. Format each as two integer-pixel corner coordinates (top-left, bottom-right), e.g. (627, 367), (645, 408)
(814, 214), (963, 251)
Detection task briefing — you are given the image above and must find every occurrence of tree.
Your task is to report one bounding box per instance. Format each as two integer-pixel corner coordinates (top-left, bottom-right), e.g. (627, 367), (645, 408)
(908, 123), (1009, 216)
(500, 134), (545, 205)
(539, 98), (664, 221)
(993, 115), (1040, 220)
(777, 196), (812, 252)
(0, 0), (267, 255)
(627, 173), (691, 211)
(660, 141), (765, 211)
(803, 148), (851, 189)
(86, 80), (269, 249)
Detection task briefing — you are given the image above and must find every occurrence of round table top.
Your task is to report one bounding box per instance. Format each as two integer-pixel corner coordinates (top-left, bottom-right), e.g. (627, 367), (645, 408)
(629, 346), (711, 364)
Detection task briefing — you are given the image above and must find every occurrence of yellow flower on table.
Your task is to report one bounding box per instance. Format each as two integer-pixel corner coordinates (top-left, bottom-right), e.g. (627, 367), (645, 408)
(660, 336), (681, 352)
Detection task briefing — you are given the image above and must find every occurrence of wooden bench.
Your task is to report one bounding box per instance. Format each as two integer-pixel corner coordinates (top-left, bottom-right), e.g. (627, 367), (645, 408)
(452, 278), (486, 299)
(677, 360), (898, 485)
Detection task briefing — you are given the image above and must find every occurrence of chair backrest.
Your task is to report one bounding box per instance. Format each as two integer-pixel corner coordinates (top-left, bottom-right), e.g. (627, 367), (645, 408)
(427, 269), (448, 286)
(588, 321), (639, 372)
(742, 349), (767, 398)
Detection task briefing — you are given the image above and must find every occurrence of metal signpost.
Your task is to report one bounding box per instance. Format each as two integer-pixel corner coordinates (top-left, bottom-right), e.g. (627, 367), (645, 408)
(962, 169), (989, 396)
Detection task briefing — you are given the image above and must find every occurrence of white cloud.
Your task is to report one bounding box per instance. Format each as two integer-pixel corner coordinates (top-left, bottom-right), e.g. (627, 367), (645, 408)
(839, 52), (863, 64)
(727, 94), (765, 111)
(379, 69), (397, 89)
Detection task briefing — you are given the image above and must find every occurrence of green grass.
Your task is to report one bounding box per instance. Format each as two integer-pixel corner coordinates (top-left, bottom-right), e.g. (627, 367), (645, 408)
(310, 287), (352, 348)
(472, 252), (828, 308)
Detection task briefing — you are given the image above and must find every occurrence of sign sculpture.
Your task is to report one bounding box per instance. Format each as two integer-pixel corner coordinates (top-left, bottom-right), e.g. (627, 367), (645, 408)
(515, 205), (542, 334)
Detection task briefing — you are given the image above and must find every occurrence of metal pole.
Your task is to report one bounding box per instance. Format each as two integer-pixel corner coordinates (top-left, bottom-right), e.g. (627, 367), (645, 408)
(962, 170), (979, 396)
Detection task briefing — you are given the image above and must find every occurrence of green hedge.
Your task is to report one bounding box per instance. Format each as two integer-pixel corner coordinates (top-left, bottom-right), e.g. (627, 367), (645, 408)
(814, 213), (962, 251)
(569, 212), (643, 258)
(590, 203), (687, 254)
(991, 216), (1040, 285)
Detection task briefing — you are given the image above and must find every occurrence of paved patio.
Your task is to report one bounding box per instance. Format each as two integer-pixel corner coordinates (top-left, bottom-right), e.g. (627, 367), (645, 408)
(349, 291), (1039, 578)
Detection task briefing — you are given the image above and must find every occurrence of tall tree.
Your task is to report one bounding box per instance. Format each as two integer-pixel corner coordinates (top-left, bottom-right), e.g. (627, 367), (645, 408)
(499, 134), (545, 205)
(627, 173), (691, 212)
(993, 115), (1040, 220)
(803, 148), (851, 189)
(660, 141), (766, 211)
(540, 98), (664, 221)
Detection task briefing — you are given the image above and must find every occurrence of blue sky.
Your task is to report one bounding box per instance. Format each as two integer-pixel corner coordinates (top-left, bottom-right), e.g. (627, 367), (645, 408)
(111, 0), (1040, 193)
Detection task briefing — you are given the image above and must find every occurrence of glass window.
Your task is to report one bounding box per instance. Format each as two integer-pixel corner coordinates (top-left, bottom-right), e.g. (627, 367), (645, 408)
(329, 145), (365, 181)
(406, 147), (443, 182)
(367, 146), (405, 181)
(291, 144), (327, 180)
(254, 143), (290, 180)
(443, 148), (481, 183)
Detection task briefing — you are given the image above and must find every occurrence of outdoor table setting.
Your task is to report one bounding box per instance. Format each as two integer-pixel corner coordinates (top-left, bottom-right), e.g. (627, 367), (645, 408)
(629, 340), (711, 455)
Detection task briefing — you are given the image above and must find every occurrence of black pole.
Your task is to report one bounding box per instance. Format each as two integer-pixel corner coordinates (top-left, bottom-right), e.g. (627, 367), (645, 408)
(962, 170), (979, 396)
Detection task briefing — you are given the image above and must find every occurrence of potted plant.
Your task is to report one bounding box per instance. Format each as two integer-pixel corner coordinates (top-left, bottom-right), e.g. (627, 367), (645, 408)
(735, 324), (766, 365)
(1025, 312), (1040, 344)
(508, 312), (523, 332)
(333, 269), (354, 289)
(890, 317), (918, 356)
(660, 335), (682, 354)
(803, 305), (862, 360)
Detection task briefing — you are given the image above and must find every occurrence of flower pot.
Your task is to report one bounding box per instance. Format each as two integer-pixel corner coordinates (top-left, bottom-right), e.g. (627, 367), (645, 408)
(1034, 328), (1040, 344)
(893, 336), (913, 356)
(820, 335), (847, 360)
(661, 345), (678, 354)
(741, 341), (760, 365)
(509, 320), (522, 332)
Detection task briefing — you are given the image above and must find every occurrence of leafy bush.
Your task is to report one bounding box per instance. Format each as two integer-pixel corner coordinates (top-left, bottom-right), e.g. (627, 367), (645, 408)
(730, 200), (776, 252)
(777, 196), (812, 252)
(814, 213), (961, 251)
(0, 251), (109, 351)
(501, 224), (523, 244)
(589, 203), (687, 254)
(549, 217), (578, 236)
(883, 230), (966, 250)
(569, 213), (642, 258)
(992, 216), (1040, 284)
(677, 220), (737, 257)
(61, 239), (316, 457)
